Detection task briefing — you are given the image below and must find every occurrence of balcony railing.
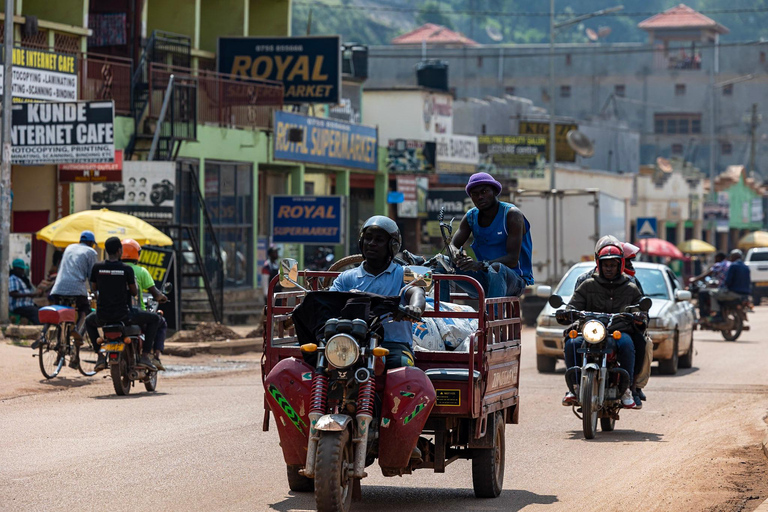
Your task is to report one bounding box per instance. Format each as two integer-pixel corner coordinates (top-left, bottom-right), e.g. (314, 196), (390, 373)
(148, 63), (284, 130)
(80, 53), (132, 115)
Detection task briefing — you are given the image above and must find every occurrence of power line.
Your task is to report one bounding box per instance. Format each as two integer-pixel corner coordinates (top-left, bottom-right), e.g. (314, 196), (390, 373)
(367, 39), (768, 59)
(293, 2), (768, 19)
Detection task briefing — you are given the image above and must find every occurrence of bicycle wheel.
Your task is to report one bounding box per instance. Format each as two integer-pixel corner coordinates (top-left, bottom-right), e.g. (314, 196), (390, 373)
(38, 326), (64, 379)
(76, 328), (98, 377)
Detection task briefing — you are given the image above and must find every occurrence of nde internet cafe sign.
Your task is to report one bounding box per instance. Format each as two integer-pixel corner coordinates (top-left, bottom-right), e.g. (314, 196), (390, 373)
(218, 36), (340, 104)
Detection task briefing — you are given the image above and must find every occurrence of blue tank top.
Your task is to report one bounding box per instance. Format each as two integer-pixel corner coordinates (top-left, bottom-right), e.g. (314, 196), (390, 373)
(468, 201), (534, 285)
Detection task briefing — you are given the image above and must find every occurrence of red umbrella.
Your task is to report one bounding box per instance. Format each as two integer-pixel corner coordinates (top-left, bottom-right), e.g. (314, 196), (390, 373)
(637, 238), (684, 259)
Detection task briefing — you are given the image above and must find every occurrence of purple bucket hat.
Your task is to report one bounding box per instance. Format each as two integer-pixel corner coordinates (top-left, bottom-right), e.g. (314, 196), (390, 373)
(465, 172), (502, 196)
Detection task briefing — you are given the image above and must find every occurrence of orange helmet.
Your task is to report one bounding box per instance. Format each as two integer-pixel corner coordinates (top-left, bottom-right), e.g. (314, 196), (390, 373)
(121, 238), (141, 261)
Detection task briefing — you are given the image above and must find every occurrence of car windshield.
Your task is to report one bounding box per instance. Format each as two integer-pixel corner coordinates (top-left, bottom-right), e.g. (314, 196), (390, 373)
(749, 251), (768, 262)
(555, 266), (669, 300)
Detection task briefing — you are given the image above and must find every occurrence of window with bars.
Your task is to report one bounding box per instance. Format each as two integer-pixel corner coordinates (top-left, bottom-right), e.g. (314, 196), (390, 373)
(721, 142), (733, 155)
(560, 85), (571, 98)
(675, 84), (686, 95)
(615, 84), (625, 97)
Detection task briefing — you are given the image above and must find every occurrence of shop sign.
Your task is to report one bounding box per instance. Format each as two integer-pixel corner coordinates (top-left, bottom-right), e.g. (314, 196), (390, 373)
(218, 36), (340, 104)
(396, 176), (418, 219)
(58, 149), (123, 182)
(435, 134), (478, 173)
(90, 161), (175, 224)
(423, 94), (452, 135)
(751, 198), (763, 223)
(519, 121), (578, 162)
(11, 101), (114, 165)
(702, 200), (729, 221)
(426, 189), (472, 221)
(273, 111), (377, 171)
(0, 46), (77, 102)
(387, 139), (435, 173)
(138, 246), (174, 284)
(478, 135), (546, 170)
(271, 195), (345, 245)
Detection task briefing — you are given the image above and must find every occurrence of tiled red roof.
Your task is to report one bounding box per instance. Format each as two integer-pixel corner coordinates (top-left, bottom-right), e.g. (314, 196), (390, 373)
(638, 4), (728, 33)
(392, 23), (479, 46)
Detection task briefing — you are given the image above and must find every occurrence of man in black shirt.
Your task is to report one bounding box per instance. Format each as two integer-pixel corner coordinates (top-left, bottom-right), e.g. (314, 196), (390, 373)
(85, 237), (159, 372)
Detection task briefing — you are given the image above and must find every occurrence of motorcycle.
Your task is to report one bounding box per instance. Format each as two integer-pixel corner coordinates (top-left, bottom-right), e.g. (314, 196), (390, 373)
(549, 294), (652, 439)
(688, 279), (750, 341)
(99, 285), (171, 396)
(264, 260), (434, 511)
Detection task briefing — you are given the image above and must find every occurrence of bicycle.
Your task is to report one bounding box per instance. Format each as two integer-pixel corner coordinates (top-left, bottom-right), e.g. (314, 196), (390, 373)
(35, 297), (98, 379)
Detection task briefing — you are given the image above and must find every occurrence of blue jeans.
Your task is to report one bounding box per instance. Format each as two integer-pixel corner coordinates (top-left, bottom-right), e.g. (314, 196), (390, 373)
(564, 333), (635, 386)
(438, 263), (527, 302)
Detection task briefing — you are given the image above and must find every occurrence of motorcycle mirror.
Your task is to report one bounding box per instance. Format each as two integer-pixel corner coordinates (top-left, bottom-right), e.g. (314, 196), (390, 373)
(548, 295), (564, 308)
(639, 297), (653, 311)
(404, 265), (433, 290)
(535, 285), (552, 298)
(162, 282), (173, 294)
(279, 258), (301, 289)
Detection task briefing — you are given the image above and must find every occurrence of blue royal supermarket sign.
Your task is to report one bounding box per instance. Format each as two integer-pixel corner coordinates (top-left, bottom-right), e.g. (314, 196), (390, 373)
(273, 111), (378, 171)
(271, 195), (345, 245)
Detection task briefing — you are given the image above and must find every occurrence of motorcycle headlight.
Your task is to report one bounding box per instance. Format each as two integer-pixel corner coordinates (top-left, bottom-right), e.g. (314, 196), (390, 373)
(582, 320), (606, 344)
(325, 334), (360, 369)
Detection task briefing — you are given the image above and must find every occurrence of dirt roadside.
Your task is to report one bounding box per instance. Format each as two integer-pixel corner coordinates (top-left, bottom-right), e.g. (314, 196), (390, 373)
(0, 340), (261, 402)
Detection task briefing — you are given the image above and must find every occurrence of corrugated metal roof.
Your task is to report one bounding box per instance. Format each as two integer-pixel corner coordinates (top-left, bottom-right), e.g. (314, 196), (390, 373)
(392, 23), (479, 46)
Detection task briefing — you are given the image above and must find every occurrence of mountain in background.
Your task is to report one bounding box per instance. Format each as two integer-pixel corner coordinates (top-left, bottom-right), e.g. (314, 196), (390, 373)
(292, 0), (768, 46)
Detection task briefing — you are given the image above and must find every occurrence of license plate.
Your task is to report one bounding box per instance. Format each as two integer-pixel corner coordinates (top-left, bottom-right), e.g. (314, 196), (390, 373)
(102, 342), (125, 352)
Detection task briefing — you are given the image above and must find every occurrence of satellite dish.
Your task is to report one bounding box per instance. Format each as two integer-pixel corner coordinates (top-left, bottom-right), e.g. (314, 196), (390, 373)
(597, 26), (612, 38)
(486, 24), (503, 42)
(586, 28), (599, 41)
(566, 130), (595, 158)
(656, 157), (673, 173)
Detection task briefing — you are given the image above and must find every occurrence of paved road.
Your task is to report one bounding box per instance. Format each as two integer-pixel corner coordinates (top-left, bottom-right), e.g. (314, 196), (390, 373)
(1, 307), (767, 512)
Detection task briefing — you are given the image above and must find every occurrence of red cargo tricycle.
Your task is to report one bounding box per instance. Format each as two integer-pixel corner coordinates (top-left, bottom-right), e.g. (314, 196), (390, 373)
(261, 261), (522, 511)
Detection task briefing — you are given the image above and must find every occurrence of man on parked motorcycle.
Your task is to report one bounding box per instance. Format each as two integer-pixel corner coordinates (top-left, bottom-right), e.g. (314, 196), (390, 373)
(329, 215), (425, 369)
(85, 237), (160, 372)
(121, 239), (169, 370)
(707, 249), (751, 323)
(441, 172), (533, 301)
(562, 243), (645, 409)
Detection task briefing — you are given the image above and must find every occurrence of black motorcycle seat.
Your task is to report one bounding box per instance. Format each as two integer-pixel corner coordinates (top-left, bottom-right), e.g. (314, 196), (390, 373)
(425, 368), (481, 382)
(103, 324), (142, 336)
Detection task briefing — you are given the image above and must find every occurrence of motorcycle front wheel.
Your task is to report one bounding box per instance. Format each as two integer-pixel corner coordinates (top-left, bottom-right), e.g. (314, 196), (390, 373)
(721, 311), (743, 341)
(582, 371), (599, 440)
(111, 354), (131, 395)
(314, 429), (354, 512)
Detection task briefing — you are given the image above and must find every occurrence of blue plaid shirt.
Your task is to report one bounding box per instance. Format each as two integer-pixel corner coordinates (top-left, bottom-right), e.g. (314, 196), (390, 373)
(9, 274), (35, 311)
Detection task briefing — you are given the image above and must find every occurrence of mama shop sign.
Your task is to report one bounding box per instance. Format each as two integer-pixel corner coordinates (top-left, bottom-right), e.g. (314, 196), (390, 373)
(271, 195), (346, 245)
(274, 111), (377, 171)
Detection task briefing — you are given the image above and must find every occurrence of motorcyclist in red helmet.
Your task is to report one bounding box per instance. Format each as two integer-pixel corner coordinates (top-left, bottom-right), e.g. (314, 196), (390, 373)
(562, 243), (645, 409)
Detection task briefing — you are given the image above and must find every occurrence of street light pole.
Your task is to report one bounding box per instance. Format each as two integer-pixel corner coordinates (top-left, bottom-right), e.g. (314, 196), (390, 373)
(0, 0), (14, 322)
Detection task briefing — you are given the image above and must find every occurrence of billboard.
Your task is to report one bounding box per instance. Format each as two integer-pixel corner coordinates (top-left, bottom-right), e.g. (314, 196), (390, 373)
(0, 46), (77, 102)
(478, 135), (546, 169)
(91, 161), (175, 224)
(519, 121), (578, 162)
(435, 134), (478, 173)
(11, 101), (114, 165)
(58, 149), (123, 182)
(271, 195), (345, 245)
(387, 139), (435, 173)
(218, 36), (340, 104)
(273, 111), (377, 171)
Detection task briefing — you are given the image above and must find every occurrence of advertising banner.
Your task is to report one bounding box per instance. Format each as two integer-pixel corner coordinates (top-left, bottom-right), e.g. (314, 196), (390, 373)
(273, 111), (377, 171)
(91, 161), (175, 224)
(0, 46), (77, 102)
(519, 121), (578, 162)
(478, 135), (546, 170)
(271, 195), (345, 245)
(387, 139), (435, 173)
(435, 134), (478, 173)
(218, 36), (340, 104)
(138, 246), (174, 284)
(58, 149), (123, 182)
(396, 175), (418, 219)
(11, 101), (114, 165)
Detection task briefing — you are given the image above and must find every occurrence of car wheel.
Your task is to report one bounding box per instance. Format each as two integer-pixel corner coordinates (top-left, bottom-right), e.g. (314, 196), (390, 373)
(658, 331), (679, 375)
(536, 354), (556, 373)
(678, 331), (694, 369)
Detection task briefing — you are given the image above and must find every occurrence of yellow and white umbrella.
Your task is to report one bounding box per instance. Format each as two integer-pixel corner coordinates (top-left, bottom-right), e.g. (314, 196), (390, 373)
(36, 209), (173, 248)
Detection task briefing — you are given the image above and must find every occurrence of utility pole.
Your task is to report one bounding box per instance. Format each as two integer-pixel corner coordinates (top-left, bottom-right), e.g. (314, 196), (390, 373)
(0, 0), (14, 322)
(748, 103), (759, 177)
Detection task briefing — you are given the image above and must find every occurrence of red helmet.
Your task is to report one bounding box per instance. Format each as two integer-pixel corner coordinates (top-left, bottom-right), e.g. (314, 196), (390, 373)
(597, 244), (625, 277)
(121, 238), (141, 261)
(623, 242), (640, 276)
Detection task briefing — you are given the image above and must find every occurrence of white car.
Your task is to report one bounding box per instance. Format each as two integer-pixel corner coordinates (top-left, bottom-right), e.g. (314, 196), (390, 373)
(535, 261), (696, 375)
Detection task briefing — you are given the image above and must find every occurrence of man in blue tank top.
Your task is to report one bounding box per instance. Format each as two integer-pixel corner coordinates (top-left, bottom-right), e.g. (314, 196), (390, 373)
(440, 172), (534, 300)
